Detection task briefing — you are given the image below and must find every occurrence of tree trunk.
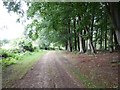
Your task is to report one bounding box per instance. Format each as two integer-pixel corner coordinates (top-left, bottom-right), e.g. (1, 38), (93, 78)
(87, 38), (96, 54)
(90, 9), (96, 53)
(113, 30), (120, 50)
(82, 30), (86, 52)
(90, 10), (94, 43)
(104, 10), (108, 50)
(115, 30), (120, 46)
(89, 39), (96, 53)
(73, 18), (77, 51)
(106, 2), (120, 45)
(109, 28), (114, 52)
(68, 19), (72, 52)
(67, 40), (70, 51)
(86, 26), (96, 54)
(94, 30), (97, 50)
(65, 40), (68, 50)
(100, 27), (103, 50)
(104, 29), (107, 50)
(79, 33), (84, 53)
(87, 39), (90, 51)
(77, 36), (80, 51)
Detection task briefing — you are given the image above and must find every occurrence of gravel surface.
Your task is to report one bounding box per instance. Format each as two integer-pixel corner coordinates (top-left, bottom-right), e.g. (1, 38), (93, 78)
(12, 51), (83, 88)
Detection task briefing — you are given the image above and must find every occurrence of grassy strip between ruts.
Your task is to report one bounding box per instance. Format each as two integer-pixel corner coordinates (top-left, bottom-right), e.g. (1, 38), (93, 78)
(2, 50), (47, 88)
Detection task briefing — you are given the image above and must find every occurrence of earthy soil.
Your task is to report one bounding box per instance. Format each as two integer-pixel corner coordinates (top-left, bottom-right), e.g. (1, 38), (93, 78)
(62, 51), (120, 88)
(12, 51), (83, 88)
(6, 50), (119, 88)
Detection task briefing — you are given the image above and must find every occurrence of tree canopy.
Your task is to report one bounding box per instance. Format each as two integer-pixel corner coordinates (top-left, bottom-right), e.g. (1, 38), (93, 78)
(3, 1), (120, 53)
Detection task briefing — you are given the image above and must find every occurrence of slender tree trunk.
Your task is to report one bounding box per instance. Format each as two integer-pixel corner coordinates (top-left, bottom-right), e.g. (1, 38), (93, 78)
(77, 36), (80, 51)
(115, 30), (120, 46)
(104, 26), (107, 50)
(104, 10), (108, 50)
(90, 9), (96, 53)
(81, 30), (86, 52)
(87, 38), (96, 54)
(109, 28), (114, 52)
(76, 16), (80, 51)
(86, 26), (96, 54)
(79, 33), (84, 53)
(89, 39), (96, 53)
(68, 19), (72, 52)
(90, 10), (94, 43)
(100, 27), (103, 50)
(113, 30), (120, 50)
(94, 40), (97, 50)
(65, 40), (68, 50)
(87, 39), (90, 51)
(77, 16), (85, 53)
(73, 18), (77, 51)
(67, 40), (70, 51)
(94, 29), (98, 50)
(105, 29), (107, 50)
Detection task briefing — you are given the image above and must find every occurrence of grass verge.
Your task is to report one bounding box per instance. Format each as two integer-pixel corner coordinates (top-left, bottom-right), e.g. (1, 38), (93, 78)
(64, 58), (107, 88)
(2, 50), (47, 88)
(70, 67), (99, 88)
(68, 61), (117, 88)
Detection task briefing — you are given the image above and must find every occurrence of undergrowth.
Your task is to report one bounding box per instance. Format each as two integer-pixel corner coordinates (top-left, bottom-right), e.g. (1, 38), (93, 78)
(2, 50), (47, 88)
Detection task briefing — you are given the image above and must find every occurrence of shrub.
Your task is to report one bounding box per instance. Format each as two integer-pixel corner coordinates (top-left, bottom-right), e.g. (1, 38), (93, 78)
(2, 57), (17, 67)
(0, 49), (9, 58)
(0, 49), (20, 67)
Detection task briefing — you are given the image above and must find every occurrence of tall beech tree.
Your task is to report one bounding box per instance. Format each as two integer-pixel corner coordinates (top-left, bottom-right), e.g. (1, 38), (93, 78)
(105, 2), (120, 46)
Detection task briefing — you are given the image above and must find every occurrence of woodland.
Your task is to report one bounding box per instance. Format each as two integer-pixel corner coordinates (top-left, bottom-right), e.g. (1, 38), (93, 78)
(1, 2), (120, 88)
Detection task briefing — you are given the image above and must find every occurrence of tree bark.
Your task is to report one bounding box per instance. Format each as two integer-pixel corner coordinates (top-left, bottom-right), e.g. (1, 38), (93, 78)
(100, 27), (103, 50)
(109, 28), (114, 52)
(86, 26), (96, 54)
(68, 19), (72, 52)
(94, 30), (97, 50)
(65, 40), (68, 50)
(77, 36), (80, 51)
(105, 2), (120, 45)
(113, 30), (120, 50)
(79, 33), (84, 53)
(82, 30), (86, 52)
(104, 9), (108, 50)
(73, 18), (77, 51)
(89, 39), (96, 53)
(104, 29), (107, 50)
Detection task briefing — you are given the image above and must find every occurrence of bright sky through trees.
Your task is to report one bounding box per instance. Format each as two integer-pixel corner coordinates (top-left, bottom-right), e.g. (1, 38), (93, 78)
(0, 1), (24, 40)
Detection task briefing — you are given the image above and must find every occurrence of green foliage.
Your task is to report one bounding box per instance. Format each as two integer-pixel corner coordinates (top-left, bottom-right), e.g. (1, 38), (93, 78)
(25, 2), (109, 50)
(0, 49), (13, 58)
(0, 49), (20, 67)
(3, 1), (119, 52)
(0, 48), (35, 68)
(18, 40), (34, 52)
(2, 57), (17, 67)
